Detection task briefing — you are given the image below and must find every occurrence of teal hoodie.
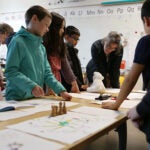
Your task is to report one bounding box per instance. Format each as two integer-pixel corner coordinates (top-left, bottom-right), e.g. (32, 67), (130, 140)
(5, 27), (66, 100)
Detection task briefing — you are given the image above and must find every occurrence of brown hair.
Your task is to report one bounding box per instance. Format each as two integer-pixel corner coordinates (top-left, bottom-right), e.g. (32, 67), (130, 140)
(43, 12), (66, 58)
(65, 25), (80, 36)
(141, 0), (150, 22)
(0, 23), (14, 34)
(25, 5), (51, 25)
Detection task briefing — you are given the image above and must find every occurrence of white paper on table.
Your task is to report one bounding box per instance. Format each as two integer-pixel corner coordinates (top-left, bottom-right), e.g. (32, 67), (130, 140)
(19, 99), (60, 106)
(127, 92), (145, 100)
(21, 100), (79, 113)
(70, 106), (122, 118)
(70, 89), (145, 101)
(0, 100), (78, 121)
(0, 110), (37, 121)
(8, 110), (118, 144)
(16, 99), (78, 106)
(70, 89), (120, 100)
(0, 129), (64, 150)
(1, 99), (78, 108)
(92, 99), (141, 109)
(120, 100), (141, 108)
(0, 99), (56, 111)
(70, 92), (100, 100)
(0, 100), (35, 109)
(104, 88), (120, 94)
(132, 90), (146, 94)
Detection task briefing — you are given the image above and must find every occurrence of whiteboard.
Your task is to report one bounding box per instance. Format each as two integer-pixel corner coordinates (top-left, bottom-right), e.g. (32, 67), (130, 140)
(54, 3), (144, 69)
(0, 3), (144, 69)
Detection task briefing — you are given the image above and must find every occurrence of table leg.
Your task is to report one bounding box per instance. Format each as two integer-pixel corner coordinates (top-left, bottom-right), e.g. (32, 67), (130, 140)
(116, 121), (127, 150)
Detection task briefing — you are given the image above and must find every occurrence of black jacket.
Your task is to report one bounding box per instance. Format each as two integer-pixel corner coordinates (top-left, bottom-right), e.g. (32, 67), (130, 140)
(137, 92), (150, 143)
(61, 43), (84, 91)
(5, 32), (16, 47)
(86, 39), (123, 88)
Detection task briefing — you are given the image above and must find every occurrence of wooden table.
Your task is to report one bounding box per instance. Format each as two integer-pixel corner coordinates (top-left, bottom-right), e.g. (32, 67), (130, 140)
(69, 97), (127, 150)
(0, 96), (127, 150)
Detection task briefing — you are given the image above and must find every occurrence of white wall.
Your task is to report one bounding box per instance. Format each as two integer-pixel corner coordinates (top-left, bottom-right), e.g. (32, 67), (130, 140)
(0, 1), (144, 69)
(0, 0), (50, 13)
(52, 4), (144, 69)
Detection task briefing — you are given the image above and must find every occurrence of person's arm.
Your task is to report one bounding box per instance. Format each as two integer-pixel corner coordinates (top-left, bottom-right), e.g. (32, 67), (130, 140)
(68, 47), (85, 88)
(136, 92), (150, 117)
(102, 63), (144, 110)
(61, 55), (76, 83)
(70, 80), (80, 93)
(102, 36), (150, 110)
(44, 58), (72, 100)
(127, 92), (150, 128)
(5, 40), (37, 93)
(91, 41), (106, 74)
(127, 106), (142, 128)
(61, 55), (80, 93)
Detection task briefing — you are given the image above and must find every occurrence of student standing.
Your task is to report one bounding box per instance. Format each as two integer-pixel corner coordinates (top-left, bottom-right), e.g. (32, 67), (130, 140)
(43, 12), (79, 94)
(86, 31), (123, 88)
(0, 23), (15, 90)
(5, 5), (71, 101)
(127, 1), (150, 148)
(64, 25), (87, 91)
(102, 0), (150, 110)
(0, 23), (15, 46)
(127, 91), (150, 149)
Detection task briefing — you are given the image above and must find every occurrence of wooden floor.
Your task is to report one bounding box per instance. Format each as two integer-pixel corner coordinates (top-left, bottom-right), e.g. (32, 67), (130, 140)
(82, 120), (148, 150)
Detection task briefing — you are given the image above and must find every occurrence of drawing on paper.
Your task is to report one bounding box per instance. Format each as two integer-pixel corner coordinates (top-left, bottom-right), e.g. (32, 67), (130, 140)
(8, 142), (23, 150)
(8, 107), (120, 144)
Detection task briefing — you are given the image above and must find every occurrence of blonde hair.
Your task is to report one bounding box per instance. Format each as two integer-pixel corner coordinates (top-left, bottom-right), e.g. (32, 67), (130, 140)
(106, 31), (121, 45)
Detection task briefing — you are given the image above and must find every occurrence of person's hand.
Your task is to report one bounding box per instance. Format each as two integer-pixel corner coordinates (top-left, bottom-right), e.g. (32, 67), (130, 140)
(127, 106), (143, 128)
(32, 85), (44, 97)
(127, 106), (140, 120)
(131, 119), (143, 128)
(71, 81), (80, 93)
(60, 91), (72, 101)
(81, 84), (88, 90)
(102, 101), (119, 110)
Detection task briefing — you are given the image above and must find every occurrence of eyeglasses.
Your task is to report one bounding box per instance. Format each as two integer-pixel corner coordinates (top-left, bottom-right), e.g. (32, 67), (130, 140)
(71, 36), (80, 41)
